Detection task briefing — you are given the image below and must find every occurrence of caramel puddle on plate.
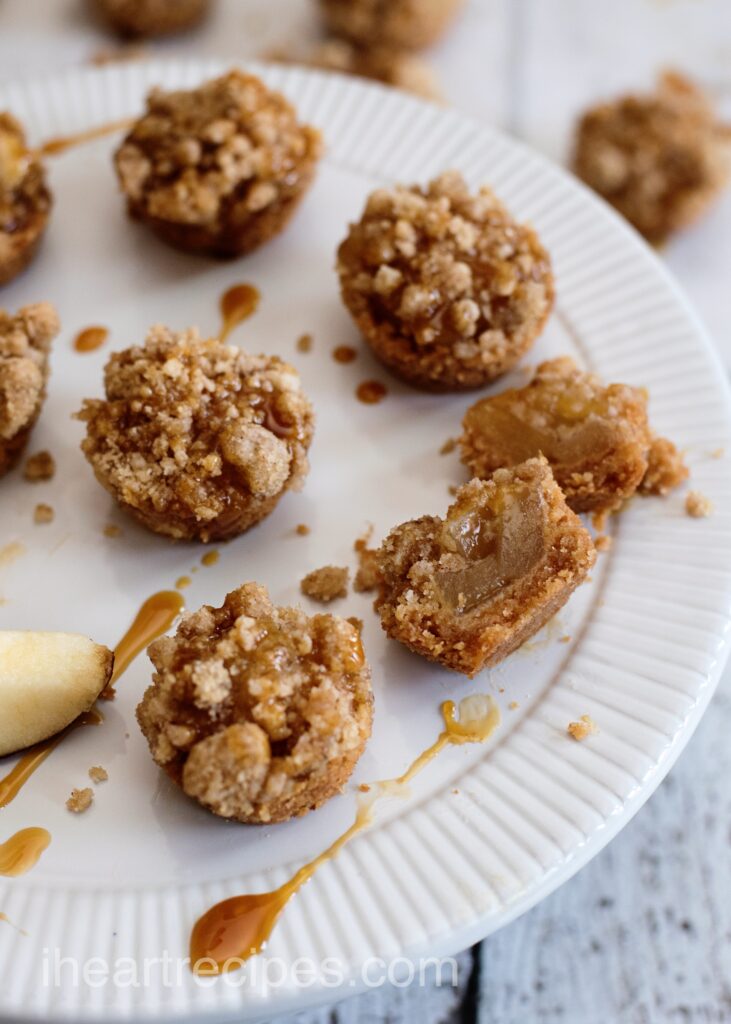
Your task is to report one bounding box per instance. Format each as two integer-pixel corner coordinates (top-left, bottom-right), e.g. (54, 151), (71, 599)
(356, 380), (387, 405)
(190, 694), (500, 975)
(219, 284), (260, 342)
(0, 591), (184, 807)
(74, 326), (108, 353)
(0, 827), (51, 877)
(36, 118), (134, 157)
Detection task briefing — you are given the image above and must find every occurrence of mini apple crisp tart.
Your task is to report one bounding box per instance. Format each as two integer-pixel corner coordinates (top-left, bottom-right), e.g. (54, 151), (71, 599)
(319, 0), (463, 51)
(76, 325), (314, 542)
(91, 0), (212, 37)
(0, 302), (59, 479)
(0, 113), (52, 286)
(572, 71), (731, 245)
(337, 171), (554, 390)
(114, 70), (323, 258)
(137, 583), (373, 823)
(375, 459), (595, 676)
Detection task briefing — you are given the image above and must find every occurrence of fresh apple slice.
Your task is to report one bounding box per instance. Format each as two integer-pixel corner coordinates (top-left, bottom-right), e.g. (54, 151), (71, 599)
(0, 632), (114, 757)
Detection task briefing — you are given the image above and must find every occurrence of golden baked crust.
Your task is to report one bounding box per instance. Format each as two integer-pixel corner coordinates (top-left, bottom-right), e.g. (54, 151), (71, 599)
(572, 71), (731, 245)
(319, 0), (463, 50)
(0, 113), (52, 286)
(337, 171), (554, 391)
(460, 357), (652, 515)
(375, 458), (596, 676)
(92, 0), (211, 36)
(76, 325), (314, 542)
(0, 303), (59, 479)
(271, 39), (441, 100)
(137, 583), (373, 823)
(114, 70), (323, 258)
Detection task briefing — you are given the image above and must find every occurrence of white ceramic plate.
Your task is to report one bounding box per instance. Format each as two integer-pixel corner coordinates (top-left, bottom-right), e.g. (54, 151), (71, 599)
(1, 60), (730, 1023)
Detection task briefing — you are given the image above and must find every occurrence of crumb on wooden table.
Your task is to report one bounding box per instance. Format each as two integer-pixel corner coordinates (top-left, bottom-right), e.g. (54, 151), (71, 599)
(685, 490), (713, 518)
(440, 437), (457, 455)
(33, 503), (54, 524)
(300, 565), (349, 602)
(296, 333), (313, 353)
(88, 766), (108, 784)
(66, 787), (94, 813)
(295, 523), (310, 536)
(567, 714), (598, 741)
(23, 450), (55, 481)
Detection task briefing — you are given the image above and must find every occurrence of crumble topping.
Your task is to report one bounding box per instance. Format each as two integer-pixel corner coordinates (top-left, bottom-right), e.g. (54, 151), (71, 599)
(33, 502), (54, 524)
(567, 715), (598, 741)
(23, 450), (55, 481)
(114, 70), (322, 250)
(88, 765), (109, 783)
(594, 534), (612, 552)
(92, 0), (211, 37)
(337, 170), (554, 389)
(66, 787), (94, 813)
(77, 325), (314, 542)
(319, 0), (464, 50)
(685, 490), (712, 518)
(0, 114), (51, 235)
(354, 528), (381, 593)
(0, 304), (58, 447)
(639, 436), (688, 496)
(460, 356), (652, 514)
(573, 71), (731, 244)
(136, 583), (373, 823)
(376, 458), (596, 675)
(301, 565), (349, 602)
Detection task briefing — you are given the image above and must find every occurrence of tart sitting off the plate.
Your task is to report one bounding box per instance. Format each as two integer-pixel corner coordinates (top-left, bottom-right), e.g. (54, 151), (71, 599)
(319, 0), (463, 51)
(337, 171), (554, 391)
(0, 113), (52, 286)
(114, 70), (323, 258)
(0, 302), (59, 479)
(137, 583), (373, 823)
(76, 325), (314, 542)
(91, 0), (213, 37)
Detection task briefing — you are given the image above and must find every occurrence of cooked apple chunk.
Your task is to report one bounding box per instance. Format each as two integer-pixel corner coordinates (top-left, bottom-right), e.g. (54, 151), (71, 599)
(0, 632), (113, 756)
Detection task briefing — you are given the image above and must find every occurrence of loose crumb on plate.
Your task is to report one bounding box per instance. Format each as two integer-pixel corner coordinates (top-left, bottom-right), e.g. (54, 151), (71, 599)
(300, 565), (349, 602)
(33, 502), (54, 524)
(567, 715), (598, 741)
(295, 523), (310, 536)
(685, 490), (713, 518)
(23, 450), (55, 481)
(509, 701), (519, 710)
(103, 523), (122, 538)
(440, 437), (457, 455)
(66, 787), (94, 813)
(353, 527), (381, 593)
(296, 333), (313, 353)
(88, 766), (108, 784)
(594, 534), (612, 552)
(560, 635), (571, 644)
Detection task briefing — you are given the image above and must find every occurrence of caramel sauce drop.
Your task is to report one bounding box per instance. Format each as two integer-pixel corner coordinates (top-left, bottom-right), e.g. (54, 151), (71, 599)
(201, 550), (220, 568)
(333, 345), (357, 364)
(0, 827), (51, 877)
(74, 326), (108, 353)
(0, 591), (183, 806)
(37, 117), (134, 157)
(356, 380), (387, 405)
(0, 710), (102, 810)
(219, 284), (260, 341)
(176, 576), (192, 591)
(190, 696), (500, 975)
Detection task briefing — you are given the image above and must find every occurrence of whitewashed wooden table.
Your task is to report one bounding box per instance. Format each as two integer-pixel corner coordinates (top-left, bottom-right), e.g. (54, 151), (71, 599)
(2, 2), (731, 1021)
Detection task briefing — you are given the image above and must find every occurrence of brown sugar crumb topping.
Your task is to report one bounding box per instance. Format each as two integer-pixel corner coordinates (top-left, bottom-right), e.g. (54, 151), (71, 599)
(136, 583), (373, 823)
(685, 490), (712, 518)
(88, 765), (109, 783)
(567, 715), (598, 741)
(0, 304), (58, 444)
(639, 436), (688, 496)
(337, 171), (554, 389)
(594, 534), (612, 552)
(301, 565), (350, 603)
(76, 325), (314, 539)
(23, 449), (55, 481)
(114, 70), (322, 230)
(573, 71), (731, 244)
(0, 114), (51, 236)
(66, 787), (94, 813)
(33, 502), (54, 524)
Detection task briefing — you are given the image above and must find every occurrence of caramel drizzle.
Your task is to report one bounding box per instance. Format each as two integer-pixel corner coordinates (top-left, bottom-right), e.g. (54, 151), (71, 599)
(201, 550), (219, 568)
(356, 380), (387, 405)
(190, 696), (500, 975)
(74, 326), (108, 353)
(0, 827), (51, 877)
(36, 118), (134, 158)
(219, 284), (260, 342)
(0, 591), (184, 808)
